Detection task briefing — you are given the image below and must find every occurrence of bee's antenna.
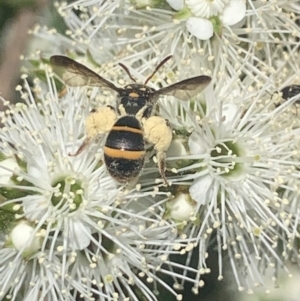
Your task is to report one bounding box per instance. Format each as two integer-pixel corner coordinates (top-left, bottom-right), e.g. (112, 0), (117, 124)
(119, 63), (136, 82)
(144, 55), (173, 86)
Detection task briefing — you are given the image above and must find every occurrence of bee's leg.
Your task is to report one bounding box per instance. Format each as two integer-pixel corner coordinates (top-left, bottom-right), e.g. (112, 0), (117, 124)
(143, 116), (172, 185)
(69, 137), (92, 156)
(69, 106), (117, 156)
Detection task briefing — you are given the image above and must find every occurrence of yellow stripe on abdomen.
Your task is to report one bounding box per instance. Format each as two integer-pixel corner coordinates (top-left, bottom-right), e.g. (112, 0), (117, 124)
(104, 146), (145, 160)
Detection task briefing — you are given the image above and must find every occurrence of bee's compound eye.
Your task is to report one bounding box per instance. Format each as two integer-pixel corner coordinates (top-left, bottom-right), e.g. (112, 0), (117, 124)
(90, 108), (97, 113)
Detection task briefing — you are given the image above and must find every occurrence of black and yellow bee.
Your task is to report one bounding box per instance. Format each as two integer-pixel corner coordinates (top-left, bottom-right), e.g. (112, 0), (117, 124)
(50, 55), (211, 185)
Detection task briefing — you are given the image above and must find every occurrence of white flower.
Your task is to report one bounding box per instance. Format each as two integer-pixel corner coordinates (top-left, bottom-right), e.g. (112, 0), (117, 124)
(15, 0), (300, 297)
(0, 73), (184, 300)
(0, 247), (64, 301)
(32, 0), (298, 85)
(159, 57), (300, 291)
(185, 0), (246, 38)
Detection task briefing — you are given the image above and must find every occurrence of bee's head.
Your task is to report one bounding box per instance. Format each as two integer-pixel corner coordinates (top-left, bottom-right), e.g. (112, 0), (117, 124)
(118, 84), (157, 116)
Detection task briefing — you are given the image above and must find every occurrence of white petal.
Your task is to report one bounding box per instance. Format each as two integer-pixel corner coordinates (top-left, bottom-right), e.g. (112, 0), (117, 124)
(220, 0), (246, 26)
(11, 221), (41, 252)
(23, 196), (48, 220)
(67, 219), (91, 250)
(188, 131), (206, 155)
(216, 103), (239, 127)
(166, 0), (184, 11)
(186, 17), (214, 40)
(0, 158), (19, 185)
(27, 156), (47, 179)
(189, 174), (214, 205)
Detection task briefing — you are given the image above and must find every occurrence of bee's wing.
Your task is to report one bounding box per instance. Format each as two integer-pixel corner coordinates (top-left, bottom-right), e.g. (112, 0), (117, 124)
(153, 76), (211, 101)
(50, 55), (121, 92)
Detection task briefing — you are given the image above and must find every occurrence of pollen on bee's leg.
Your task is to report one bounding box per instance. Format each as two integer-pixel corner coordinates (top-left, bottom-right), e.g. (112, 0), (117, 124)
(143, 116), (172, 186)
(69, 137), (91, 156)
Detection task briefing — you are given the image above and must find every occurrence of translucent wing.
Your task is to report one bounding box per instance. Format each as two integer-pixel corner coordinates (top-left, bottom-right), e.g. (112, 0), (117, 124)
(50, 55), (121, 92)
(153, 76), (211, 101)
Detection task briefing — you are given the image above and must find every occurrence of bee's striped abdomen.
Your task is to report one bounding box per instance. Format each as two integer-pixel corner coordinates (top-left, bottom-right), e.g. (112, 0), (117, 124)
(104, 116), (145, 182)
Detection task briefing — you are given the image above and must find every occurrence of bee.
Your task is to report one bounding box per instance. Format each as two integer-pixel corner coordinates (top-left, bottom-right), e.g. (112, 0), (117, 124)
(50, 55), (211, 185)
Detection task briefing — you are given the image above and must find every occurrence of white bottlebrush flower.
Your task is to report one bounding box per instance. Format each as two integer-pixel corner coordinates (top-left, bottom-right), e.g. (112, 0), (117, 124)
(0, 246), (65, 301)
(29, 0), (299, 91)
(158, 56), (300, 292)
(12, 0), (300, 298)
(0, 74), (182, 301)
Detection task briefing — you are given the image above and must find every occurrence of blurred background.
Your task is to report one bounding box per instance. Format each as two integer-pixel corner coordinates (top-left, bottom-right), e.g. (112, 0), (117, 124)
(0, 0), (65, 110)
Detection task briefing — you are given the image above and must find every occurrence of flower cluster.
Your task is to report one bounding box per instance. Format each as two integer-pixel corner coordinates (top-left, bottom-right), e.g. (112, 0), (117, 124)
(1, 0), (300, 301)
(0, 77), (184, 300)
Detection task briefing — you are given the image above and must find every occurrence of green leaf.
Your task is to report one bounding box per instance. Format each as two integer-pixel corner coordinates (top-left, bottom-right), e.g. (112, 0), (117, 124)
(0, 208), (16, 233)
